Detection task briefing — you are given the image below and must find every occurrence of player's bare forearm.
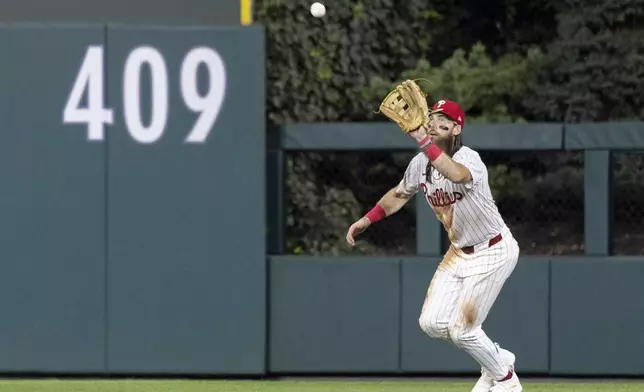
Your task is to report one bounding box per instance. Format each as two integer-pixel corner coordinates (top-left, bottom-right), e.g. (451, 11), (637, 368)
(408, 127), (472, 183)
(377, 187), (412, 216)
(356, 187), (410, 233)
(430, 153), (472, 183)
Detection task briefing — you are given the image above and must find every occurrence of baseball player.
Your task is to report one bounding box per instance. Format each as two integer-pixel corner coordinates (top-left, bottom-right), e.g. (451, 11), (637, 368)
(346, 87), (522, 391)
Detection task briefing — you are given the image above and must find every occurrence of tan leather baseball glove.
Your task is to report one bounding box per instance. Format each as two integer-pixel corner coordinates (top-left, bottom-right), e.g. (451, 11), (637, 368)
(378, 79), (430, 133)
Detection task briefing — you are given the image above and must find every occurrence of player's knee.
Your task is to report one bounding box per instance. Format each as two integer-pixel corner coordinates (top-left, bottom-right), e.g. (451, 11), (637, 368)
(448, 325), (465, 347)
(419, 312), (449, 339)
(448, 325), (479, 347)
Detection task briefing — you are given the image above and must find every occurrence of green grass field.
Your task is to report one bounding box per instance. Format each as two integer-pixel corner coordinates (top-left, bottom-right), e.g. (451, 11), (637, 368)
(0, 379), (642, 392)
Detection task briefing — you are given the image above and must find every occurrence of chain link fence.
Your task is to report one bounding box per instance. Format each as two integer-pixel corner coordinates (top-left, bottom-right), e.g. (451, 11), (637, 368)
(285, 151), (417, 256)
(613, 152), (644, 255)
(285, 149), (584, 256)
(478, 150), (585, 255)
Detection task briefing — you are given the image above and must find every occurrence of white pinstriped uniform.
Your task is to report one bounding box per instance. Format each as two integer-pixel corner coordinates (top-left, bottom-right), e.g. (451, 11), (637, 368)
(396, 146), (520, 381)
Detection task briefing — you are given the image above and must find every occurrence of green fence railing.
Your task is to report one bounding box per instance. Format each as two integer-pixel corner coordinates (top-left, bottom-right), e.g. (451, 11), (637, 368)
(267, 121), (644, 257)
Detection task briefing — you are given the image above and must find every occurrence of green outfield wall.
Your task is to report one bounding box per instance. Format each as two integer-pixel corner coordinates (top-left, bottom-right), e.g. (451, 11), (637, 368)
(0, 24), (266, 375)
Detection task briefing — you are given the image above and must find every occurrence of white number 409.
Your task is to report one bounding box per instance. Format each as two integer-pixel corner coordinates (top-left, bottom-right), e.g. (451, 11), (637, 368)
(63, 45), (226, 144)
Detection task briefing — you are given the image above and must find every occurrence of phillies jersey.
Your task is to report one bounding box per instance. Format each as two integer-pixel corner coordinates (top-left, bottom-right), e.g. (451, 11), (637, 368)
(396, 146), (507, 248)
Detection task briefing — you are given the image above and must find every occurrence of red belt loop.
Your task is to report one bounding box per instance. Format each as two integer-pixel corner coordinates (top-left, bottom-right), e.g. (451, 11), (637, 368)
(461, 233), (503, 255)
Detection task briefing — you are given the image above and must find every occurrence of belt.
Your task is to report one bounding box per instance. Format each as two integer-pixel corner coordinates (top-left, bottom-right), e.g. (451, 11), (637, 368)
(461, 233), (503, 255)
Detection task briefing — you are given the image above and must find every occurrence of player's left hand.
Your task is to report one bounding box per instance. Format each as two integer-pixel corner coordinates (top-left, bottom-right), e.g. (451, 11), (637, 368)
(408, 124), (429, 143)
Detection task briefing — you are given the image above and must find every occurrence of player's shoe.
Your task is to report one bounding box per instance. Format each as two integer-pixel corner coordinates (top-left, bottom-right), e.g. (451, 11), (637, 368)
(470, 343), (516, 392)
(490, 369), (522, 392)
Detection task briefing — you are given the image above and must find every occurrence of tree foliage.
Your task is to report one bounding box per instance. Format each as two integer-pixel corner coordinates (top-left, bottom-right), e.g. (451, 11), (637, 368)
(256, 0), (445, 123)
(525, 0), (644, 122)
(363, 42), (544, 124)
(256, 0), (643, 255)
(255, 0), (558, 123)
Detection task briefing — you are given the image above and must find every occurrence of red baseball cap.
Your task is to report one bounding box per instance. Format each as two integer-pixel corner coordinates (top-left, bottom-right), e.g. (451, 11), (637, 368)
(430, 99), (465, 128)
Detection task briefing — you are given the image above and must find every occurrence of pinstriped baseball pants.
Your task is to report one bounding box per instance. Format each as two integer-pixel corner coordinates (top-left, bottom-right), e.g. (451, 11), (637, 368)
(418, 228), (519, 379)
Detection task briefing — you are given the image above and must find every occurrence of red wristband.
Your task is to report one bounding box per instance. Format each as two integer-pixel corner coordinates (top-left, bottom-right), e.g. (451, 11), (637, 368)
(418, 136), (431, 149)
(365, 204), (386, 224)
(419, 137), (443, 161)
